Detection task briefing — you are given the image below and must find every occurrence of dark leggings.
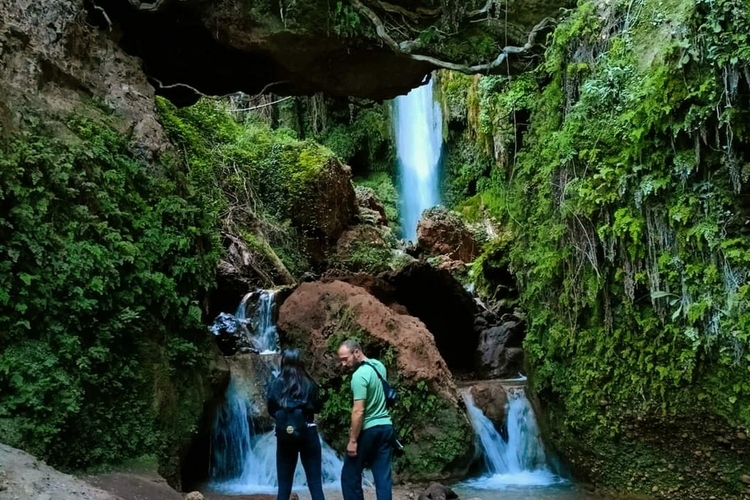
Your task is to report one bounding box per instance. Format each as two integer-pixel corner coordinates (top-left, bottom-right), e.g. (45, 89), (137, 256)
(276, 426), (325, 500)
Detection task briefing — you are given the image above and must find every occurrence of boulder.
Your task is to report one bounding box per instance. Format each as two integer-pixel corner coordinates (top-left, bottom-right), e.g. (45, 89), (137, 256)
(476, 318), (526, 378)
(417, 482), (459, 500)
(321, 273), (408, 315)
(291, 158), (357, 242)
(0, 443), (119, 500)
(417, 207), (479, 263)
(468, 381), (508, 432)
(278, 280), (455, 396)
(277, 280), (474, 480)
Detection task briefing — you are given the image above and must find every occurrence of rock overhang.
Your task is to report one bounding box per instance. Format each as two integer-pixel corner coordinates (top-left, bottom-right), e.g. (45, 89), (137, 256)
(98, 0), (570, 105)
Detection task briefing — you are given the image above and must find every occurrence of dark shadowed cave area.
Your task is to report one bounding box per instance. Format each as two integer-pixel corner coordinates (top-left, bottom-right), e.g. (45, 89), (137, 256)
(381, 262), (479, 373)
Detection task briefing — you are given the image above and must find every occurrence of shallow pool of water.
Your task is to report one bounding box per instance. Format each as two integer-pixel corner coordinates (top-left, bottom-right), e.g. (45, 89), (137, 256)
(452, 471), (601, 500)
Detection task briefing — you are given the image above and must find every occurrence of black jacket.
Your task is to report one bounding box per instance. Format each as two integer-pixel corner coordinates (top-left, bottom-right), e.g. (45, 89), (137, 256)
(266, 377), (323, 423)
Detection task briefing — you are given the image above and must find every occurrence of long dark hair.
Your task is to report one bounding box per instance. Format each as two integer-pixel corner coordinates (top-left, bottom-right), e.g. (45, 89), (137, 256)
(278, 348), (317, 407)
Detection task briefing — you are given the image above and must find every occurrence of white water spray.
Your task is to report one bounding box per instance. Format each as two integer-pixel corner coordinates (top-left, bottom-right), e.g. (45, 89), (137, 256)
(394, 77), (443, 242)
(228, 290), (281, 354)
(209, 290), (343, 493)
(461, 388), (562, 489)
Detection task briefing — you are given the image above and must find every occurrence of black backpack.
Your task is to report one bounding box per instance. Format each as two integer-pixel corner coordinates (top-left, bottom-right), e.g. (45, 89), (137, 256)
(363, 361), (398, 408)
(274, 403), (307, 442)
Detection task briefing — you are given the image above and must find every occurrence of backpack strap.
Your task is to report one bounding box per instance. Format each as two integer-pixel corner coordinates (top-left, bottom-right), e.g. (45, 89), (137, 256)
(362, 361), (388, 384)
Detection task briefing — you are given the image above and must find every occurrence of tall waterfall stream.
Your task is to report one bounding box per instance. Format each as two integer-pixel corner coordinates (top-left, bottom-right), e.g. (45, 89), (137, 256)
(394, 78), (443, 242)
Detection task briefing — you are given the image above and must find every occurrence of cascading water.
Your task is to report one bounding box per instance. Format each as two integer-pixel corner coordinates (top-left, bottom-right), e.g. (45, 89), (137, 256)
(246, 290), (280, 354)
(461, 387), (562, 489)
(394, 77), (443, 242)
(208, 289), (343, 493)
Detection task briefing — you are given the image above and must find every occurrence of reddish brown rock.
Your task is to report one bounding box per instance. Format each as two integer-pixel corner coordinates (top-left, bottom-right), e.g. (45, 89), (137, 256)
(277, 280), (456, 400)
(321, 272), (409, 315)
(416, 207), (479, 263)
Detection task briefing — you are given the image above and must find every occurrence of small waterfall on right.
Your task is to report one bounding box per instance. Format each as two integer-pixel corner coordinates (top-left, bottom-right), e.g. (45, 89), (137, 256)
(461, 387), (562, 489)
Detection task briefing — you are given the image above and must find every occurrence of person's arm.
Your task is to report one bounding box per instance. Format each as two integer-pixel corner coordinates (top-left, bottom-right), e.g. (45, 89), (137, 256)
(347, 370), (368, 457)
(347, 400), (365, 457)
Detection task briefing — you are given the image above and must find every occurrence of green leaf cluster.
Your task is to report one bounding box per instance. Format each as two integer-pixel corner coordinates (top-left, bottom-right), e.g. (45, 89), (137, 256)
(440, 0), (750, 493)
(0, 114), (220, 469)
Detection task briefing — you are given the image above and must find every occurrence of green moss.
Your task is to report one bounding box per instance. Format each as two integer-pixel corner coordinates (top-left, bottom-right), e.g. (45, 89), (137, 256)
(0, 113), (219, 472)
(440, 0), (750, 496)
(157, 97), (345, 278)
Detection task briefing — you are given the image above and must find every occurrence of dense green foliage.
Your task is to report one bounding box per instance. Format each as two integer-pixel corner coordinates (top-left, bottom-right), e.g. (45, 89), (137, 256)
(515, 0), (750, 432)
(441, 0), (750, 494)
(0, 114), (219, 469)
(275, 96), (395, 176)
(156, 98), (351, 279)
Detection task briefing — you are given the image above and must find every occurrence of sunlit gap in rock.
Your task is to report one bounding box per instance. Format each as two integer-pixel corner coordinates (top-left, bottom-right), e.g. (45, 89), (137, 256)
(208, 289), (343, 494)
(393, 76), (443, 243)
(460, 387), (564, 490)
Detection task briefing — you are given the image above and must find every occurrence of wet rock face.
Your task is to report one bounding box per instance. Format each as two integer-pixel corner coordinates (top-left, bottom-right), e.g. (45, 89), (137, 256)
(467, 380), (508, 433)
(416, 207), (479, 263)
(475, 317), (526, 379)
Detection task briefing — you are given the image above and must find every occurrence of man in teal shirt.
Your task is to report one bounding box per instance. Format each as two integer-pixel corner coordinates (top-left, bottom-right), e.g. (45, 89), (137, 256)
(337, 339), (395, 500)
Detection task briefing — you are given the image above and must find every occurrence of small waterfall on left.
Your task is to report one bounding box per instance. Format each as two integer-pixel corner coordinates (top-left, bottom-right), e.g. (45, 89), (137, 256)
(208, 290), (343, 494)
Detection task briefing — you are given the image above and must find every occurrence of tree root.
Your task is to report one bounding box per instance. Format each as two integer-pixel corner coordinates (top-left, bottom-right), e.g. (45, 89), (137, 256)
(351, 0), (552, 75)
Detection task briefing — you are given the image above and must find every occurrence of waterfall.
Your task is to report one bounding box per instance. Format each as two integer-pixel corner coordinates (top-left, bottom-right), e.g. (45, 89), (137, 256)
(210, 386), (344, 495)
(209, 289), (343, 493)
(249, 290), (280, 354)
(227, 290), (281, 354)
(461, 388), (562, 489)
(394, 77), (443, 242)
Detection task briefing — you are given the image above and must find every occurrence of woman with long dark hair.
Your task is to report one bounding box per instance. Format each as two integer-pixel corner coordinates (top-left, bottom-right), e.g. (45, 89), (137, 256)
(267, 348), (325, 500)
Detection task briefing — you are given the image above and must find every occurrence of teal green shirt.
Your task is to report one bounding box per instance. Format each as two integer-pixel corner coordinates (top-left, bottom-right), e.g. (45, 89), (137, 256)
(351, 359), (392, 430)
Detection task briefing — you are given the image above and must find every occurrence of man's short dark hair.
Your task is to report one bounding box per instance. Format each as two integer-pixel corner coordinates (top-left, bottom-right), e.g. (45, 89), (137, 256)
(341, 339), (362, 353)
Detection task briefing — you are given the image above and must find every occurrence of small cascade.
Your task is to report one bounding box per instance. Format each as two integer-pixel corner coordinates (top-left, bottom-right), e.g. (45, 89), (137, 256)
(247, 290), (280, 354)
(208, 289), (343, 493)
(461, 387), (561, 489)
(210, 377), (254, 481)
(211, 290), (280, 355)
(212, 431), (345, 494)
(394, 77), (443, 242)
